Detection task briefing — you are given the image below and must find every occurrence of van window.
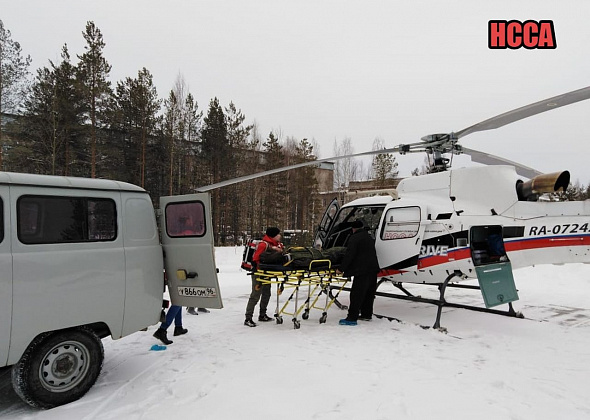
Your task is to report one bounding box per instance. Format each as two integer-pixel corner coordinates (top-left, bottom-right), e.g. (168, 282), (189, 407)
(165, 201), (206, 237)
(381, 206), (421, 240)
(18, 196), (117, 244)
(125, 197), (157, 241)
(0, 197), (3, 243)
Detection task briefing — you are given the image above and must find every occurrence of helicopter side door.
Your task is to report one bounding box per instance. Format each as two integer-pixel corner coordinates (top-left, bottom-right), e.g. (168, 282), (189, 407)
(159, 194), (223, 309)
(376, 202), (427, 271)
(314, 197), (339, 248)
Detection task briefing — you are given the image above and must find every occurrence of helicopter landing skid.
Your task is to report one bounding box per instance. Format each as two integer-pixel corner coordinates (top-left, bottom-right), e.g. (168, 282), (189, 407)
(331, 273), (524, 330)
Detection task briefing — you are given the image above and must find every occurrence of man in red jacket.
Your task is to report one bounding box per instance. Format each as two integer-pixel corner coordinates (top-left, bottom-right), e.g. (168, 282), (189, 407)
(244, 227), (284, 327)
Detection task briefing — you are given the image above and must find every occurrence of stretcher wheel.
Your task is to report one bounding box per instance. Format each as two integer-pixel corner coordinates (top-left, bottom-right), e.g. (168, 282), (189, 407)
(293, 320), (301, 329)
(302, 311), (309, 320)
(276, 316), (283, 324)
(319, 314), (327, 324)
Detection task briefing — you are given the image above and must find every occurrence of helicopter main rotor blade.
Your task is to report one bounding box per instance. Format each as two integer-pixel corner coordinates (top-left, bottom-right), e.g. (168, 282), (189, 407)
(454, 86), (590, 139)
(460, 147), (542, 179)
(196, 143), (423, 192)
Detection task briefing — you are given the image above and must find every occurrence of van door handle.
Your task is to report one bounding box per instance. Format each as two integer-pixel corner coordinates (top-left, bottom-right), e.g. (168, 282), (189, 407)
(176, 269), (198, 280)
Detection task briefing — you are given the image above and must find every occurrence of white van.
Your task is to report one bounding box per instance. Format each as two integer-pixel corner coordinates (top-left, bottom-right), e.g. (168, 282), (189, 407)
(0, 171), (222, 408)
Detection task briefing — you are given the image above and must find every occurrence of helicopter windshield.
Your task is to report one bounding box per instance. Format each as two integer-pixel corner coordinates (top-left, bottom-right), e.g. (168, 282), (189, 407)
(324, 205), (385, 249)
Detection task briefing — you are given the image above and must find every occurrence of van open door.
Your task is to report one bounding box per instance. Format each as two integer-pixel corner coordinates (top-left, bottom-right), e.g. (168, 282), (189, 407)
(159, 194), (222, 309)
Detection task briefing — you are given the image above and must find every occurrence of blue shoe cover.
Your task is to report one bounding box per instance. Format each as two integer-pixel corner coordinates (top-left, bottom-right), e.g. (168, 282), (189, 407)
(339, 319), (357, 326)
(150, 344), (167, 351)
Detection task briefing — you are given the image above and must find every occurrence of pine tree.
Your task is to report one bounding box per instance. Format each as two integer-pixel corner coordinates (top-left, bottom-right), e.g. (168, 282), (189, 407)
(555, 181), (580, 201)
(181, 93), (202, 193)
(292, 138), (319, 243)
(77, 21), (112, 178)
(55, 45), (85, 176)
(19, 45), (83, 175)
(0, 19), (32, 169)
(371, 137), (398, 188)
(262, 131), (287, 229)
(159, 74), (203, 195)
(22, 66), (62, 174)
(201, 97), (228, 243)
(162, 90), (181, 195)
(113, 67), (160, 187)
(225, 101), (253, 244)
(242, 121), (263, 241)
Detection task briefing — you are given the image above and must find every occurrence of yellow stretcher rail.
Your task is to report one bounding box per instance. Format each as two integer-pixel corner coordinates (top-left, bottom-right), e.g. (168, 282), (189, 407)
(254, 260), (349, 329)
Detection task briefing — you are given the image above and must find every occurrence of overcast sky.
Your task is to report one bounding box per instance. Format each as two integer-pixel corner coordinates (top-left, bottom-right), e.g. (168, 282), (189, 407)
(2, 1), (590, 182)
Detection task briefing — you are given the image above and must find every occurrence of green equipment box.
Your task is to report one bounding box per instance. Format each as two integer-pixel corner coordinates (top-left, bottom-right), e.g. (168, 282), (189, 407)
(475, 262), (519, 308)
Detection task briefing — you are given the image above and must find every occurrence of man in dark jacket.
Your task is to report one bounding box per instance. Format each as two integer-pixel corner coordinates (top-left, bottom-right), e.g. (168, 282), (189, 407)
(337, 219), (380, 325)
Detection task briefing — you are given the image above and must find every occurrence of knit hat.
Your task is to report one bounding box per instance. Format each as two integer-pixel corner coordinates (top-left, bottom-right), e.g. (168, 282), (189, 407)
(265, 227), (280, 238)
(351, 219), (364, 229)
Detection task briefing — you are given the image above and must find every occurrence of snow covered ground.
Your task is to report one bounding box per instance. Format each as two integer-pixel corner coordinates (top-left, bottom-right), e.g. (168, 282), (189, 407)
(2, 246), (590, 419)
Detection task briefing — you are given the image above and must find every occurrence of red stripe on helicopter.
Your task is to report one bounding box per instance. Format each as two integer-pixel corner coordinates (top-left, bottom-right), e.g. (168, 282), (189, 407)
(414, 234), (590, 269)
(378, 268), (406, 277)
(416, 248), (471, 269)
(504, 235), (590, 252)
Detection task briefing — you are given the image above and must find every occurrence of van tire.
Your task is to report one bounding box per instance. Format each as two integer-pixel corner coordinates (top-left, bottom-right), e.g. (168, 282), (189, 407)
(11, 327), (104, 408)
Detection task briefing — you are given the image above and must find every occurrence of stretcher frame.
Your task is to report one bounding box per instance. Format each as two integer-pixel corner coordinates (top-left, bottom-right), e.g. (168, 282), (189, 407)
(254, 259), (349, 329)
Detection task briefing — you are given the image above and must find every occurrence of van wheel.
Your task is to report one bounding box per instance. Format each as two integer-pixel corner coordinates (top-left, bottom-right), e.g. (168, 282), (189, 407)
(11, 327), (104, 408)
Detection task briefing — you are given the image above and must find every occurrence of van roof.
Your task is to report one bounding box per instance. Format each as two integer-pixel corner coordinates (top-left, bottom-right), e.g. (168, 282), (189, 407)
(0, 172), (147, 193)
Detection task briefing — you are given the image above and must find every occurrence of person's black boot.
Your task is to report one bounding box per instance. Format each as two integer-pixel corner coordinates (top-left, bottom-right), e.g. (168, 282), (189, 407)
(258, 314), (273, 322)
(244, 317), (257, 327)
(153, 328), (173, 345)
(187, 307), (198, 315)
(174, 326), (188, 336)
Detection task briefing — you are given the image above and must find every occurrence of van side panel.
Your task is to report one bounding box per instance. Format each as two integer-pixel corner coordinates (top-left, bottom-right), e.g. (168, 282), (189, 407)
(0, 186), (12, 366)
(8, 187), (126, 365)
(120, 194), (163, 337)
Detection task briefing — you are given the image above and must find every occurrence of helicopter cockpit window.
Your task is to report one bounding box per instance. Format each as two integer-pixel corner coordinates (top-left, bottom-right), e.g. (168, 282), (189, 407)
(324, 205), (385, 248)
(381, 206), (421, 240)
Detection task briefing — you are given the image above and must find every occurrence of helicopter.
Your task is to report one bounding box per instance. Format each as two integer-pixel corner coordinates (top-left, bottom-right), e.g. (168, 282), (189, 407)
(198, 85), (590, 328)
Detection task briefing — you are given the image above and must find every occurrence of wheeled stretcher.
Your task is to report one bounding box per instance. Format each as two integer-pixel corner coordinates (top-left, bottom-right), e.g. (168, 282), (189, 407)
(254, 259), (349, 329)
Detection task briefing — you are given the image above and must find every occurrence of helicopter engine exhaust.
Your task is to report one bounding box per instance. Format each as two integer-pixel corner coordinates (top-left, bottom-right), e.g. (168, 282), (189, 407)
(516, 171), (570, 201)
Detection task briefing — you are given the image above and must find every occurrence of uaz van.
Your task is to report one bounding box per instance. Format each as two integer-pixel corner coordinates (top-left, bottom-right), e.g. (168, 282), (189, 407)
(0, 171), (222, 408)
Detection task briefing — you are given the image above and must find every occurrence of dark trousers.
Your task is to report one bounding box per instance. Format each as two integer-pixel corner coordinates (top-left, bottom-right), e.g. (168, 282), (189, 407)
(245, 275), (271, 318)
(346, 274), (377, 321)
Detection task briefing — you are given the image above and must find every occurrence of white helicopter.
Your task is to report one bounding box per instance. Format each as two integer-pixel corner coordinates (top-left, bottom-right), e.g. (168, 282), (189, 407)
(199, 86), (590, 328)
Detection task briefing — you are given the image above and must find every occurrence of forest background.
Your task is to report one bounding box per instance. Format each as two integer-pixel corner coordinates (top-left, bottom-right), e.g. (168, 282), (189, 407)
(1, 20), (588, 246)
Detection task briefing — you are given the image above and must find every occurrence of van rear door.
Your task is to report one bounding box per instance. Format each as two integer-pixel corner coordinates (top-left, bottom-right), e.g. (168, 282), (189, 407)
(159, 194), (222, 309)
(0, 185), (11, 365)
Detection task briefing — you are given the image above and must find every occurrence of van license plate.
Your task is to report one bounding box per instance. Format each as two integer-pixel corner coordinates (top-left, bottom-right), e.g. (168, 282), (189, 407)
(177, 286), (217, 297)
